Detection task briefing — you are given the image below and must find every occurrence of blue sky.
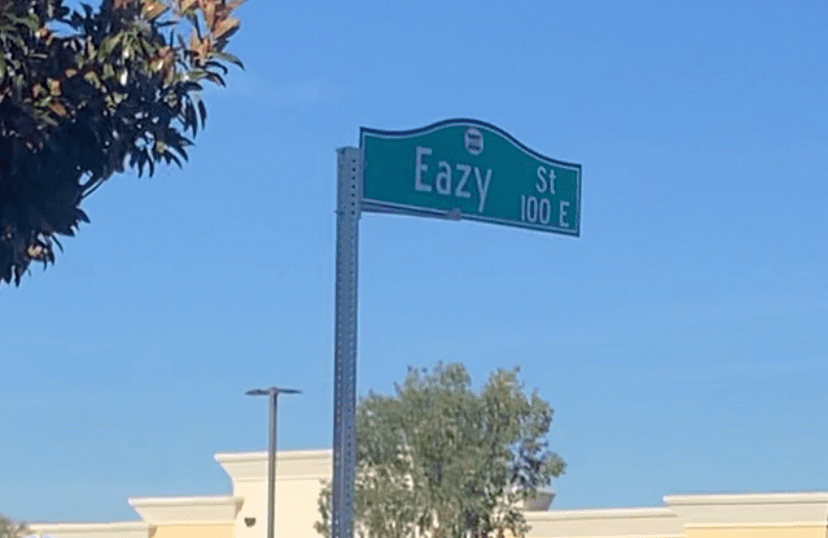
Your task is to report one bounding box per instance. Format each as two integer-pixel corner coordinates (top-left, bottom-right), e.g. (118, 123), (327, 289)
(2, 0), (827, 525)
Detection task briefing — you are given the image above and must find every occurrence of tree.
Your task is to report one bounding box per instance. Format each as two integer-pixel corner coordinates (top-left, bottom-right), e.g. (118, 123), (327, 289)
(0, 0), (244, 286)
(0, 515), (29, 538)
(315, 363), (566, 538)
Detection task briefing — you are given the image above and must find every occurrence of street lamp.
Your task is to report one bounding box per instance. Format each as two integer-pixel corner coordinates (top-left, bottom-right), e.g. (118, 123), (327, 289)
(246, 386), (301, 538)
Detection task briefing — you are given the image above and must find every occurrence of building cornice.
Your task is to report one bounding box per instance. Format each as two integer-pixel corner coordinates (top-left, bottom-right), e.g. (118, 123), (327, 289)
(214, 449), (332, 462)
(527, 507), (676, 520)
(664, 492), (828, 505)
(28, 521), (149, 538)
(215, 449), (332, 483)
(127, 495), (243, 525)
(525, 506), (683, 537)
(664, 492), (828, 529)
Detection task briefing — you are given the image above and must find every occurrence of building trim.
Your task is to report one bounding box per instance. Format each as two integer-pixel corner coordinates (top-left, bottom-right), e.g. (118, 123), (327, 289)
(527, 507), (675, 520)
(127, 495), (243, 525)
(214, 449), (332, 463)
(685, 522), (828, 529)
(29, 522), (149, 533)
(28, 521), (149, 538)
(665, 492), (828, 505)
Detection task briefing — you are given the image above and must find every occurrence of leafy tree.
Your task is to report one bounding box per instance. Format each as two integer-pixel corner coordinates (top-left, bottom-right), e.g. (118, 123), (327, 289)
(0, 514), (29, 538)
(0, 0), (244, 286)
(315, 363), (565, 538)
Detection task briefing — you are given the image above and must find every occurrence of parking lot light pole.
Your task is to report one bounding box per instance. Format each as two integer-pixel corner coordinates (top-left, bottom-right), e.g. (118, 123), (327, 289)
(246, 387), (301, 538)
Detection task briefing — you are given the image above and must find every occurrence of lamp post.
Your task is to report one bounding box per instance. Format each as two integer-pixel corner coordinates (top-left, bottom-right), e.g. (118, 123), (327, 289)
(246, 387), (301, 538)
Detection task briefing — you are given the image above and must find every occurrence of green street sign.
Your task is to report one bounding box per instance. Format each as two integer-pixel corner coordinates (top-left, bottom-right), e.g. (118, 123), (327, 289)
(360, 119), (581, 236)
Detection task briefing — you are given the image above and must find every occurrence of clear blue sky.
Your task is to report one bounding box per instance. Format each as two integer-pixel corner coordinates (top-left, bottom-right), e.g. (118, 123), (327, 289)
(2, 0), (827, 525)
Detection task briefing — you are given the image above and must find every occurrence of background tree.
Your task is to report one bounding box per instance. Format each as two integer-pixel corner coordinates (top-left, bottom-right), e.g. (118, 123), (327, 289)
(315, 363), (565, 538)
(0, 0), (244, 286)
(0, 515), (29, 538)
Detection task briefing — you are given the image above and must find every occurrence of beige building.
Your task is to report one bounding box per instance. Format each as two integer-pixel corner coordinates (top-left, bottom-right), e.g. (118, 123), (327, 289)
(30, 449), (828, 538)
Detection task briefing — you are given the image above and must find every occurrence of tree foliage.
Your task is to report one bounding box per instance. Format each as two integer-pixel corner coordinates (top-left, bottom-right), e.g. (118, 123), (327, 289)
(315, 363), (566, 538)
(0, 514), (29, 538)
(0, 0), (244, 285)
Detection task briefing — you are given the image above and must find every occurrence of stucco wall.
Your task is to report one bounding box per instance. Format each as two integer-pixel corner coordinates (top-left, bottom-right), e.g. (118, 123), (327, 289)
(524, 507), (684, 538)
(668, 493), (828, 538)
(216, 449), (330, 538)
(28, 522), (149, 538)
(28, 449), (828, 538)
(150, 525), (233, 538)
(685, 527), (827, 538)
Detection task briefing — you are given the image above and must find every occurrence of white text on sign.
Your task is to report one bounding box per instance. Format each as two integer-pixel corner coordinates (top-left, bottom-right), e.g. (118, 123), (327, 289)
(414, 146), (492, 213)
(412, 146), (570, 228)
(520, 195), (570, 228)
(524, 164), (569, 228)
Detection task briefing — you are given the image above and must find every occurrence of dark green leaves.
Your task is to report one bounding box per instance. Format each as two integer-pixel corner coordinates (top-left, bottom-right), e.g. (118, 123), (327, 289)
(0, 0), (245, 286)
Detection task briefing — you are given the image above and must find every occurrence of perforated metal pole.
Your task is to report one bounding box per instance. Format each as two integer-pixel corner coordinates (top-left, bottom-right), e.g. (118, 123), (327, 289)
(332, 146), (361, 538)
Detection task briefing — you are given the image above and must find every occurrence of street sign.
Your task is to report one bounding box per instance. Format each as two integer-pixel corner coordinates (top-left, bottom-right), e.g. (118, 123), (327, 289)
(332, 119), (582, 538)
(361, 118), (581, 236)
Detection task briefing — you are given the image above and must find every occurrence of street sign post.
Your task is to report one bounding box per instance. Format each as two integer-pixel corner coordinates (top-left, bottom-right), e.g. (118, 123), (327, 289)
(331, 119), (581, 538)
(361, 118), (581, 236)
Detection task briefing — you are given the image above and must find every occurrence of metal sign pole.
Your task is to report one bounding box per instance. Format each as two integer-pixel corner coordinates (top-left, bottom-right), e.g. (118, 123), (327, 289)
(267, 391), (277, 538)
(332, 146), (361, 538)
